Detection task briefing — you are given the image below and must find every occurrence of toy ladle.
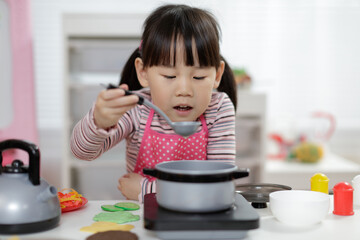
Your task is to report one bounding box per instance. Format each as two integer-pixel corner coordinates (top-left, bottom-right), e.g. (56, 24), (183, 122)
(103, 83), (201, 137)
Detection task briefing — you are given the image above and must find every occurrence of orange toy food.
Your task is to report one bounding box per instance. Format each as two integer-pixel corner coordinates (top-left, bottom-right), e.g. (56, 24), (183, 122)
(57, 188), (88, 213)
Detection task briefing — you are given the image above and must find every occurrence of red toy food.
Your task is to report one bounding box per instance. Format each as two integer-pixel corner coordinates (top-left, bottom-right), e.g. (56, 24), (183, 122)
(57, 188), (88, 213)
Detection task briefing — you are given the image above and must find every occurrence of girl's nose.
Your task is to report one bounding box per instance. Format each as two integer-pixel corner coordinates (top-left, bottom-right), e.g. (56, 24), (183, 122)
(175, 78), (193, 97)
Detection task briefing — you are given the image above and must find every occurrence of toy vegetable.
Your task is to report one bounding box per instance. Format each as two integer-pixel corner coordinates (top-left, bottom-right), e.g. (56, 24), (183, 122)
(57, 188), (87, 212)
(289, 142), (323, 163)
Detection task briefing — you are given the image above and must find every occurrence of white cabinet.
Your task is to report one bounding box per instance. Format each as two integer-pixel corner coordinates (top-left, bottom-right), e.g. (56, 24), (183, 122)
(62, 14), (267, 199)
(62, 14), (145, 200)
(235, 91), (267, 184)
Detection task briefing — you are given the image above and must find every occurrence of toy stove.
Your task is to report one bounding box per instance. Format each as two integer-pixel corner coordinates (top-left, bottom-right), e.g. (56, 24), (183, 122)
(144, 193), (259, 240)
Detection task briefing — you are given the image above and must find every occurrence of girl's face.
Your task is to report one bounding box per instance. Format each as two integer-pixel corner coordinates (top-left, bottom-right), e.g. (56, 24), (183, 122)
(135, 39), (225, 122)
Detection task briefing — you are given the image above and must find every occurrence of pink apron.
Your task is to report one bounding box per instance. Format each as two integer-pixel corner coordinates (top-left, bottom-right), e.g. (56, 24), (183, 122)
(133, 109), (208, 180)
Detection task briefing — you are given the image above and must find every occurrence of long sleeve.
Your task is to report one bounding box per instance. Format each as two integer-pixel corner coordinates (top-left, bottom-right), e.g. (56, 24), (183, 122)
(138, 177), (157, 203)
(206, 93), (236, 164)
(70, 105), (134, 161)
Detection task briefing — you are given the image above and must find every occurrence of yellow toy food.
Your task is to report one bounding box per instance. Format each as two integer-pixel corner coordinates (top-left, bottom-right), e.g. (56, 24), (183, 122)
(290, 142), (323, 163)
(80, 222), (134, 233)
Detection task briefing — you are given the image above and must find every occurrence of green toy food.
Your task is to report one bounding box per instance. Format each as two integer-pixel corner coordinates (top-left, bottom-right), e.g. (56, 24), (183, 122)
(93, 211), (140, 224)
(114, 202), (140, 211)
(101, 205), (125, 212)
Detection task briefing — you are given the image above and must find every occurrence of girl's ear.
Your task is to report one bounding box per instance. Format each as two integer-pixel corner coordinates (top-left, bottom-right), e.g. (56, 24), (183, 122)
(135, 57), (149, 87)
(213, 60), (225, 89)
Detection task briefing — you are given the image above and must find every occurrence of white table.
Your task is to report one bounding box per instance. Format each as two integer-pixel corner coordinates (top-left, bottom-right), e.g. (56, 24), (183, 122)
(1, 197), (360, 240)
(0, 200), (157, 240)
(264, 152), (360, 190)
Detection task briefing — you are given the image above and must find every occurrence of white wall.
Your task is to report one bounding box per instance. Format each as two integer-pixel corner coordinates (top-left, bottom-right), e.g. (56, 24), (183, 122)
(30, 0), (360, 185)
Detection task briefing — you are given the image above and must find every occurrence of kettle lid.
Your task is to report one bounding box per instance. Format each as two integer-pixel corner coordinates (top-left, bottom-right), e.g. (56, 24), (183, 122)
(2, 160), (28, 173)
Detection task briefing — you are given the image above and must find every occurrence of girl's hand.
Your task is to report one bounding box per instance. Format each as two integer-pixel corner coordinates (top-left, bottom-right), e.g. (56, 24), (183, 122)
(93, 84), (139, 130)
(117, 173), (142, 200)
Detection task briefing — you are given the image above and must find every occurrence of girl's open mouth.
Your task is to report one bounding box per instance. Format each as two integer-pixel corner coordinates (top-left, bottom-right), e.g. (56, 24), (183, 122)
(174, 105), (193, 111)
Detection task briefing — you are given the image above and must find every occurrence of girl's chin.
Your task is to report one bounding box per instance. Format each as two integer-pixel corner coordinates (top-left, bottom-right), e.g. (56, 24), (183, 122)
(173, 108), (194, 119)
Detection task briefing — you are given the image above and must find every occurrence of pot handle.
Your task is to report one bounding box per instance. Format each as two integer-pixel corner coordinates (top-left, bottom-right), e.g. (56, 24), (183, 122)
(231, 168), (250, 179)
(142, 168), (158, 178)
(0, 139), (40, 185)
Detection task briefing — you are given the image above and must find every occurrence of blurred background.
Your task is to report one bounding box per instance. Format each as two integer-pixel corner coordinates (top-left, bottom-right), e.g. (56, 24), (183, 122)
(1, 0), (360, 199)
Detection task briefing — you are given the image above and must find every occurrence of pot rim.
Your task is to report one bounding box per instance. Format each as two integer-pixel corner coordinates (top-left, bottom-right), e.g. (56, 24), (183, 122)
(155, 160), (238, 175)
(142, 160), (249, 183)
(153, 172), (240, 183)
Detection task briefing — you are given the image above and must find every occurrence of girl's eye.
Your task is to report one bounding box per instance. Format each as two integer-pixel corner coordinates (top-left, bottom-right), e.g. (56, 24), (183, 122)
(193, 76), (205, 80)
(163, 75), (176, 79)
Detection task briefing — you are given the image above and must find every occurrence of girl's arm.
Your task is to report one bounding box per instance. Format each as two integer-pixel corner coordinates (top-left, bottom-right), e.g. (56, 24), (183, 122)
(139, 177), (156, 202)
(117, 174), (156, 203)
(70, 106), (136, 160)
(206, 93), (236, 164)
(70, 85), (138, 160)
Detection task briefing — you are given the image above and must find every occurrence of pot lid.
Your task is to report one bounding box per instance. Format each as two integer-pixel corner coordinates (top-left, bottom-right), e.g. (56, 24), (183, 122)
(236, 183), (292, 208)
(143, 160), (249, 183)
(155, 160), (238, 175)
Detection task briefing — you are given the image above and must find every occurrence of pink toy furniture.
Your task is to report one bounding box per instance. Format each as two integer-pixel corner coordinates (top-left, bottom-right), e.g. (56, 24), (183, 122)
(0, 0), (37, 165)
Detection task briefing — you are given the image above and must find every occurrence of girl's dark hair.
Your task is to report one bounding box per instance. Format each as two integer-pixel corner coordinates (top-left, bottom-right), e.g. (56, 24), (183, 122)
(120, 4), (237, 109)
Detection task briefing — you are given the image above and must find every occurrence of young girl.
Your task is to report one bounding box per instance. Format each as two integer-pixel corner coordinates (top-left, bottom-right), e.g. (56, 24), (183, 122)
(70, 4), (237, 202)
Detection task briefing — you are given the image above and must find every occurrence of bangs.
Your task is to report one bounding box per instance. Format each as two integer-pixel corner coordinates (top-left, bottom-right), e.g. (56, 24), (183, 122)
(141, 5), (221, 68)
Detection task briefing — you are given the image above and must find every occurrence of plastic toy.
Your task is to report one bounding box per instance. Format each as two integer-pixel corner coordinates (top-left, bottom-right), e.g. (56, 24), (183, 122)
(57, 188), (88, 213)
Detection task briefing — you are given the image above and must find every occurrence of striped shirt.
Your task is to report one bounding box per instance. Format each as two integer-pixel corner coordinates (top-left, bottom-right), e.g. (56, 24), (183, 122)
(70, 89), (236, 200)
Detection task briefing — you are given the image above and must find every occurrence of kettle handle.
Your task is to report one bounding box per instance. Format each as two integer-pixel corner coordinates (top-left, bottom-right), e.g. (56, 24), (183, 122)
(0, 139), (40, 185)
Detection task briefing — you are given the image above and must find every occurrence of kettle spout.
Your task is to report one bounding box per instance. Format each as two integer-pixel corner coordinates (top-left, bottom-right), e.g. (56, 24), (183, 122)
(38, 186), (58, 202)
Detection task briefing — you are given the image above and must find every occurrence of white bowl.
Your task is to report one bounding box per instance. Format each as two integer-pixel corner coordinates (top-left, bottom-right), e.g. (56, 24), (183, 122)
(269, 190), (330, 227)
